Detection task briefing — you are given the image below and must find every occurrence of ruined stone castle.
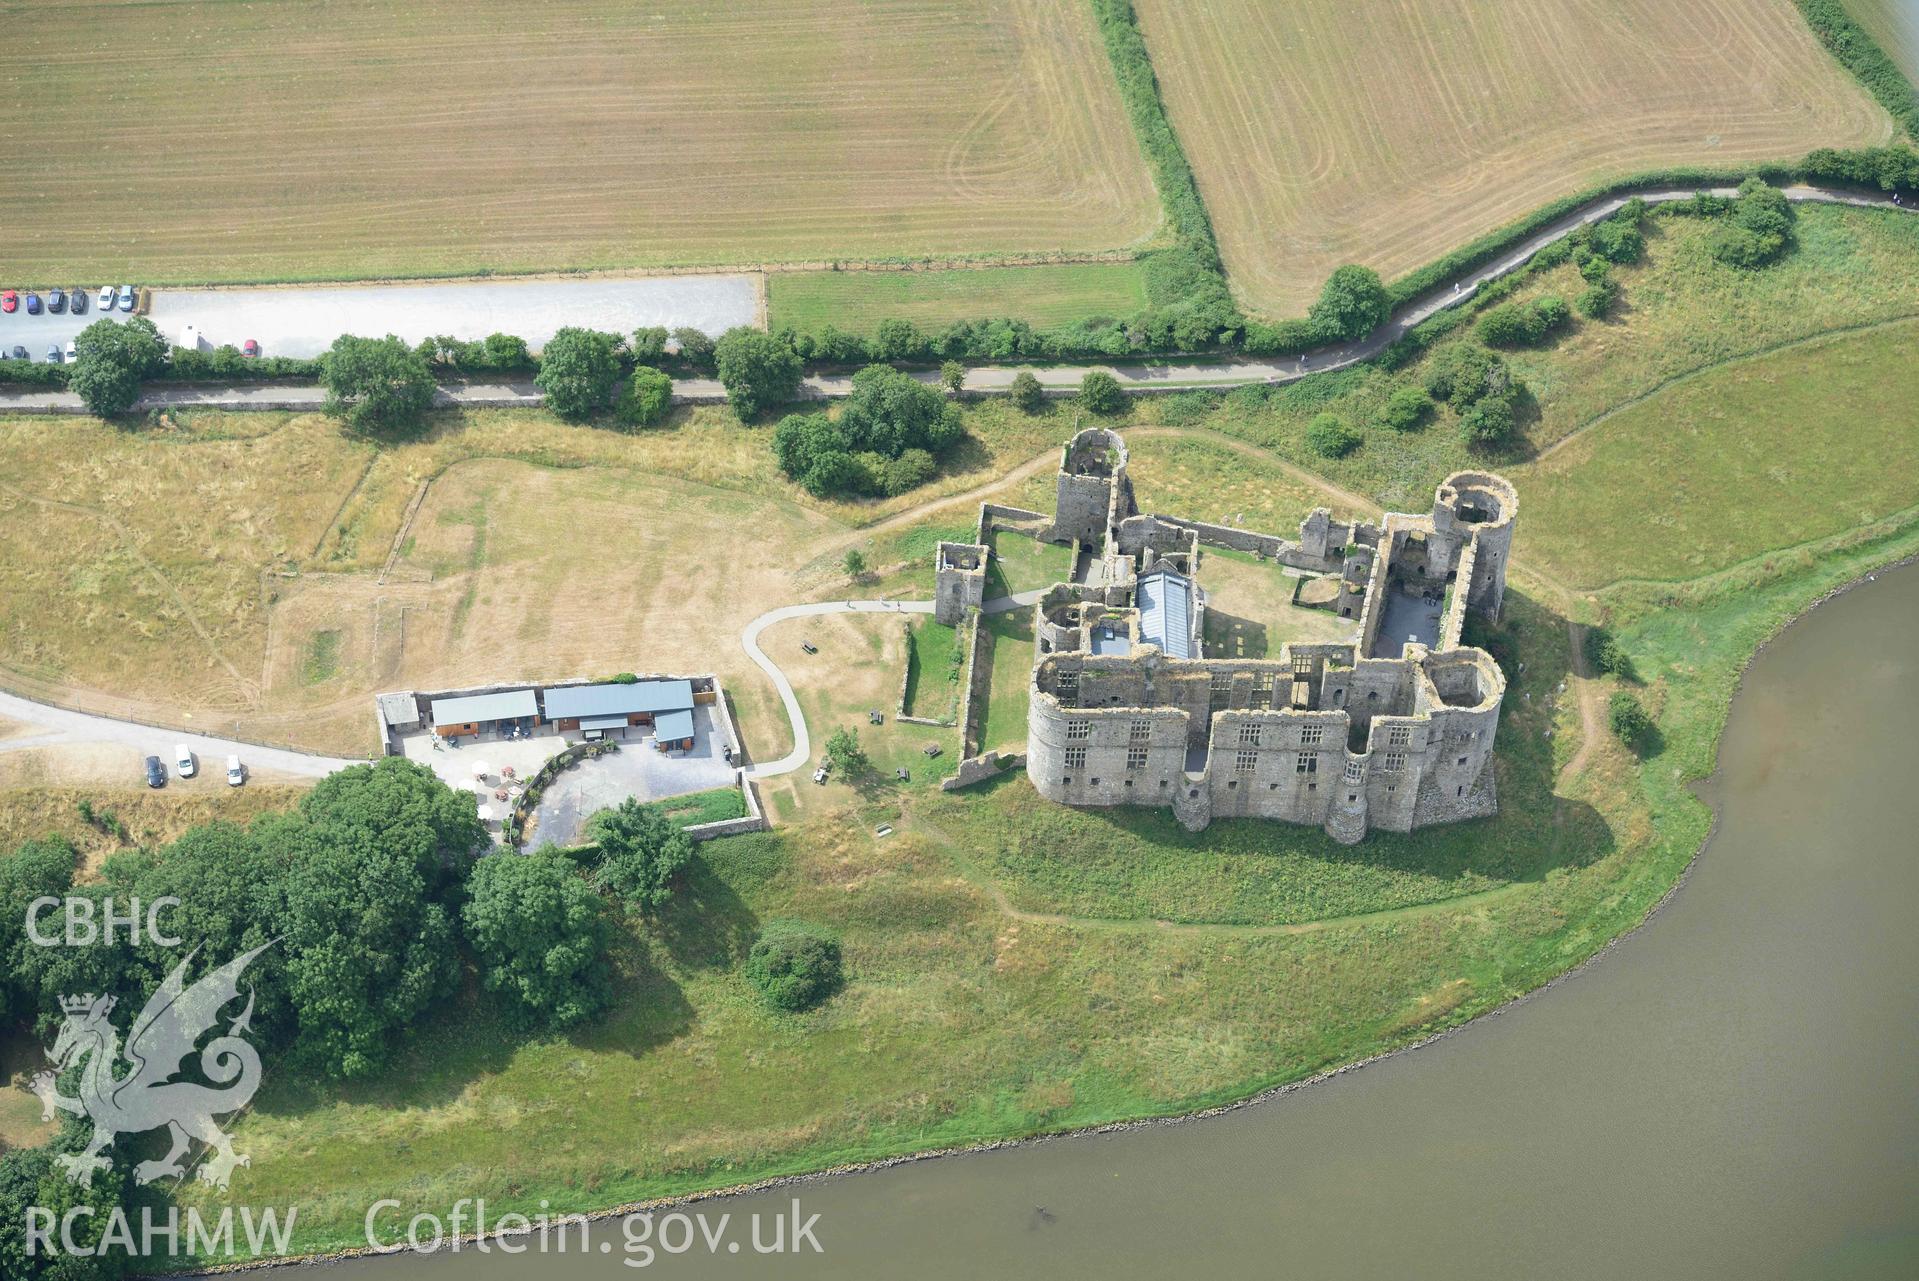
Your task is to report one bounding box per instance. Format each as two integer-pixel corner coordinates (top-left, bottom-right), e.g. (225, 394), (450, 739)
(946, 426), (1516, 843)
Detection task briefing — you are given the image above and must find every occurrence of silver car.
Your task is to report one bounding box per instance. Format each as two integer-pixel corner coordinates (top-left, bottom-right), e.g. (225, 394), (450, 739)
(116, 285), (136, 312)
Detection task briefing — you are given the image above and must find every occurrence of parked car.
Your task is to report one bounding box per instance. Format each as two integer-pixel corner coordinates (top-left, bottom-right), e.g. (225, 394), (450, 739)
(47, 288), (65, 314)
(9, 346), (24, 361)
(69, 289), (87, 315)
(97, 285), (114, 310)
(1, 290), (16, 313)
(116, 285), (136, 312)
(226, 755), (245, 787)
(242, 339), (260, 357)
(144, 755), (166, 788)
(46, 345), (61, 364)
(175, 745), (196, 778)
(25, 292), (42, 315)
(64, 341), (76, 364)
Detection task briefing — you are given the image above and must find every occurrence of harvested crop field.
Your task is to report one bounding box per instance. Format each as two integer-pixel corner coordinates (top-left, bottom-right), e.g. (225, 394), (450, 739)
(0, 0), (1159, 285)
(767, 262), (1150, 336)
(1134, 0), (1897, 315)
(1842, 0), (1919, 84)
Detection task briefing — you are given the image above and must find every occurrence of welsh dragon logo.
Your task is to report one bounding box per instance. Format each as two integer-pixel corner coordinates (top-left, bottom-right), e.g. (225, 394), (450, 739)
(29, 943), (271, 1190)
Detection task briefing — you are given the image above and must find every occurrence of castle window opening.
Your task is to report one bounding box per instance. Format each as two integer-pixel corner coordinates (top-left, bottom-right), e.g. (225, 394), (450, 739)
(1066, 721), (1091, 741)
(1235, 750), (1258, 773)
(1297, 752), (1319, 774)
(1065, 747), (1087, 770)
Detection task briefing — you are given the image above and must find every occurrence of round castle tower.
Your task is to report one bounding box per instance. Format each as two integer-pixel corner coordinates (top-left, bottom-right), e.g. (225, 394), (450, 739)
(1432, 471), (1518, 620)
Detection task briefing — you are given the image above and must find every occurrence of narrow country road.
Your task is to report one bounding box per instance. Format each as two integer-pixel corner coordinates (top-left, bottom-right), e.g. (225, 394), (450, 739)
(0, 688), (360, 779)
(740, 591), (1045, 779)
(3, 186), (1909, 417)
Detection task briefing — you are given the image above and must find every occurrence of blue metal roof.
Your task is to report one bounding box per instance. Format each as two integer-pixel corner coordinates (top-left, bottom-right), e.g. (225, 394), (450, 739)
(430, 689), (538, 725)
(654, 709), (696, 741)
(1137, 567), (1195, 659)
(543, 679), (693, 721)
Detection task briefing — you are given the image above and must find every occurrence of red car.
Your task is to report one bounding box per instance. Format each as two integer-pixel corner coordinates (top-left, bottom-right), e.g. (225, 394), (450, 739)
(1, 290), (16, 313)
(242, 339), (260, 357)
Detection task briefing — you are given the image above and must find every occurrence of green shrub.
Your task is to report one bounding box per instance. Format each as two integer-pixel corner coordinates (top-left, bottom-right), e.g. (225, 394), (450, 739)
(1709, 178), (1795, 269)
(613, 365), (673, 429)
(1583, 627), (1637, 680)
(1304, 412), (1361, 458)
(1459, 392), (1519, 447)
(1078, 369), (1126, 415)
(1010, 370), (1045, 413)
(1374, 385), (1435, 432)
(745, 921), (843, 1011)
(1477, 295), (1569, 348)
(1575, 278), (1619, 319)
(1608, 692), (1655, 751)
(939, 360), (965, 393)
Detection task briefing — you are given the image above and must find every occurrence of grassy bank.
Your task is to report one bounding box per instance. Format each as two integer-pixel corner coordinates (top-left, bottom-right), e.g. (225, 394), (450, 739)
(768, 264), (1150, 337)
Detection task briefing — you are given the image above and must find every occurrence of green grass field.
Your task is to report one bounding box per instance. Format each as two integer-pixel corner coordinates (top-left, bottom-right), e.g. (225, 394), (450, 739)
(655, 786), (748, 828)
(768, 263), (1150, 336)
(976, 611), (1037, 754)
(1516, 319), (1919, 588)
(901, 617), (964, 721)
(984, 529), (1074, 598)
(1113, 203), (1919, 588)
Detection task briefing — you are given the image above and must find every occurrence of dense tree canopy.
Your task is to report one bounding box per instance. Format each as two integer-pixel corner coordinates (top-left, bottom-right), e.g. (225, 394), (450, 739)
(714, 327), (803, 420)
(69, 317), (167, 416)
(535, 328), (624, 420)
(463, 851), (611, 1030)
(1308, 265), (1391, 342)
(586, 798), (694, 913)
(1077, 369), (1125, 415)
(771, 365), (963, 498)
(320, 334), (435, 435)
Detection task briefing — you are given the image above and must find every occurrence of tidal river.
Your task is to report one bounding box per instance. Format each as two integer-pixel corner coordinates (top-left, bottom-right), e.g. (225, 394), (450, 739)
(322, 564), (1919, 1279)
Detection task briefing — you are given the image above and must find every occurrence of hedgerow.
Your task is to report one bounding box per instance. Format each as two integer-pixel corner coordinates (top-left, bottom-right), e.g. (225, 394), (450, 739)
(1795, 1), (1919, 140)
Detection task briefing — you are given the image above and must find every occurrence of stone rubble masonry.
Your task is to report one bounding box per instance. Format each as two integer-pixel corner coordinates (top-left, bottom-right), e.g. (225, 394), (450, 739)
(967, 428), (1517, 844)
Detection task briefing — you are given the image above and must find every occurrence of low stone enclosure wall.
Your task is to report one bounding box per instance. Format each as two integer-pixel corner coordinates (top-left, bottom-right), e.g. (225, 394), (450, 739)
(503, 739), (621, 848)
(941, 750), (1026, 792)
(897, 615), (973, 728)
(504, 743), (767, 850)
(959, 604), (997, 758)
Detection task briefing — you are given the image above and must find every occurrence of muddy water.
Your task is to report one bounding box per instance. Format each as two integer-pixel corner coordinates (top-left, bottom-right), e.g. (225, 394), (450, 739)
(322, 566), (1919, 1279)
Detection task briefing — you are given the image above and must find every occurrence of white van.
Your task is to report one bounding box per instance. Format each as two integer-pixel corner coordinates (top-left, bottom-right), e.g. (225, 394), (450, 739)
(225, 755), (245, 787)
(175, 745), (196, 778)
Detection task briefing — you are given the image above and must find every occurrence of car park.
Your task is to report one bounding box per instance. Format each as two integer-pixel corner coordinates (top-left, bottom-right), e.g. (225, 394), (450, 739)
(226, 755), (245, 786)
(144, 755), (166, 788)
(47, 288), (66, 313)
(25, 292), (42, 315)
(1, 290), (16, 313)
(116, 285), (136, 311)
(175, 745), (197, 778)
(70, 289), (87, 315)
(97, 286), (114, 310)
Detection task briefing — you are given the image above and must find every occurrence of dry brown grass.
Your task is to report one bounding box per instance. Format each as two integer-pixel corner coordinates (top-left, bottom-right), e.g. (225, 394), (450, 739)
(0, 0), (1159, 284)
(0, 404), (1066, 757)
(0, 781), (308, 871)
(1134, 0), (1897, 314)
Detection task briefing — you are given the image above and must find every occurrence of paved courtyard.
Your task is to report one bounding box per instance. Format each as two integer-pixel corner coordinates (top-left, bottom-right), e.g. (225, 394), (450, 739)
(397, 704), (736, 847)
(527, 706), (737, 848)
